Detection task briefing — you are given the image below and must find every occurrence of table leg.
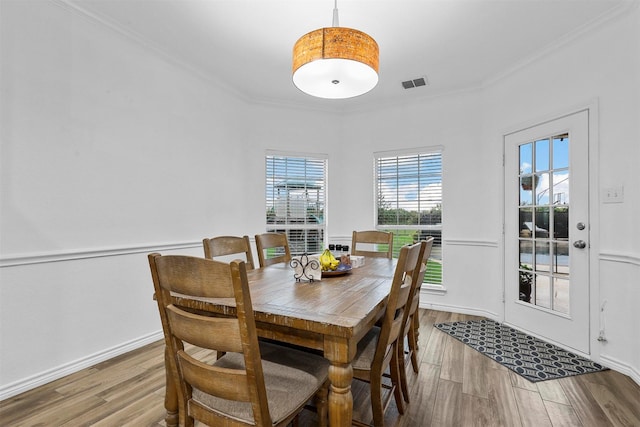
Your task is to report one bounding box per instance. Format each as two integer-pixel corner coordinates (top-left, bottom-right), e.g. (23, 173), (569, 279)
(164, 346), (179, 427)
(328, 362), (353, 427)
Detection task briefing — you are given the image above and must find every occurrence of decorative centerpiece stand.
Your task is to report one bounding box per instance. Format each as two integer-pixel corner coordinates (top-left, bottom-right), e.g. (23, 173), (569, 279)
(290, 253), (321, 282)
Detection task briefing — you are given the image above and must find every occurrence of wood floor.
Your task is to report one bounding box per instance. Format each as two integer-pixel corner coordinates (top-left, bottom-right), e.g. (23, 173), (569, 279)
(2, 310), (639, 426)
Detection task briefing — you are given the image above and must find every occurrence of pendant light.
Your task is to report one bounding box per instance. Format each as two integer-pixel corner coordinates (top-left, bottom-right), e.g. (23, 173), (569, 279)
(292, 0), (379, 99)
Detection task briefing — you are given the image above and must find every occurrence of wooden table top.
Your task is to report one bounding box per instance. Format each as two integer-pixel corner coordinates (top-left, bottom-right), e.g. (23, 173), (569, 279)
(171, 257), (397, 341)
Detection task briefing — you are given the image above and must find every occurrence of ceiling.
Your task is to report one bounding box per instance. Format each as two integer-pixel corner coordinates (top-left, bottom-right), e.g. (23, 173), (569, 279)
(63, 0), (629, 111)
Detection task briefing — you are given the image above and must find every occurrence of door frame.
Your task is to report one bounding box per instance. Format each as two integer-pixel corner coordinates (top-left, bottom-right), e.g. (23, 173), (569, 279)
(501, 100), (600, 359)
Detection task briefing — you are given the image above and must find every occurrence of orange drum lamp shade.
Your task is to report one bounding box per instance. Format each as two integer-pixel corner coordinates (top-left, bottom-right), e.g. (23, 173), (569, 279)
(292, 27), (379, 99)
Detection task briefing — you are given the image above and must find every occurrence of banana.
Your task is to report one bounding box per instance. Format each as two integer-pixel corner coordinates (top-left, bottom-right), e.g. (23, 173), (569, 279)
(319, 249), (330, 271)
(320, 249), (339, 271)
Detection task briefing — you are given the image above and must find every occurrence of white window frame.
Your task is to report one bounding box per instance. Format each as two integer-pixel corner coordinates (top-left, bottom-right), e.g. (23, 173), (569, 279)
(374, 146), (445, 293)
(265, 150), (327, 256)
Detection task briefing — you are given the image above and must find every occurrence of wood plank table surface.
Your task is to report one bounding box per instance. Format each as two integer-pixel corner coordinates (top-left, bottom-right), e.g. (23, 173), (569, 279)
(163, 256), (397, 427)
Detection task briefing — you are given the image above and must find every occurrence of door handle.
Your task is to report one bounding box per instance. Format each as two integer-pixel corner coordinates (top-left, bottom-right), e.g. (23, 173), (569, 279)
(573, 240), (587, 249)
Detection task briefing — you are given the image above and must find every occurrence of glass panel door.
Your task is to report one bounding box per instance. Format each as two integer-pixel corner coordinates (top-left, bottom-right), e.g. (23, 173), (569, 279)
(504, 110), (590, 355)
(518, 135), (570, 314)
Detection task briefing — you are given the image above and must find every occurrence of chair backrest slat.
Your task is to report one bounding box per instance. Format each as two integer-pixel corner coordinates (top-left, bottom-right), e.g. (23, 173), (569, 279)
(177, 350), (252, 402)
(154, 255), (235, 299)
(351, 230), (394, 259)
(203, 235), (255, 270)
(166, 305), (243, 353)
(255, 232), (292, 267)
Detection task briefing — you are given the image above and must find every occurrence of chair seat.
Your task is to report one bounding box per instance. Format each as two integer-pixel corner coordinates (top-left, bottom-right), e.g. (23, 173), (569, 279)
(194, 341), (329, 425)
(353, 326), (383, 370)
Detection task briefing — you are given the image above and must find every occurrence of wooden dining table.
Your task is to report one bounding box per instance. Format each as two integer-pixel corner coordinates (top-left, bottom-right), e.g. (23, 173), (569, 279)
(163, 256), (397, 427)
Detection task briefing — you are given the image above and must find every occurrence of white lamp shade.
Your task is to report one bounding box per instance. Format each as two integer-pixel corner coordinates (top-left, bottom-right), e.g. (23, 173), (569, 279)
(293, 58), (378, 99)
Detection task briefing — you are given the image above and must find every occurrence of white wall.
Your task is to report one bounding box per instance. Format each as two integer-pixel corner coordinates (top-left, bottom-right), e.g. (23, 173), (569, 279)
(1, 1), (251, 251)
(330, 91), (504, 319)
(1, 0), (638, 399)
(0, 0), (247, 396)
(481, 4), (640, 379)
(242, 103), (341, 237)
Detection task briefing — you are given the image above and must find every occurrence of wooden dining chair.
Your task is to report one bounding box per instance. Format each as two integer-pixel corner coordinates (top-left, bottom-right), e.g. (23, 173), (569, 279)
(398, 236), (434, 403)
(148, 253), (329, 427)
(255, 232), (292, 267)
(203, 235), (255, 270)
(351, 241), (426, 427)
(351, 230), (394, 259)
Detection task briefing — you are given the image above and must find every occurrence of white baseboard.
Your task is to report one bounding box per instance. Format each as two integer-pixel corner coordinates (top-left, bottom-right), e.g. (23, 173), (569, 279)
(599, 354), (640, 387)
(420, 301), (500, 322)
(0, 331), (164, 401)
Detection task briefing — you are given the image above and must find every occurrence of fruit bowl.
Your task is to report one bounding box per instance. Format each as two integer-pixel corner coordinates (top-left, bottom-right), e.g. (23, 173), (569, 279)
(321, 264), (352, 277)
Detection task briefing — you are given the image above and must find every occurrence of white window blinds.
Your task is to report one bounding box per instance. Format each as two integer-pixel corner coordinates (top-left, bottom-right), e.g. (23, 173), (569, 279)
(375, 149), (443, 285)
(265, 154), (326, 255)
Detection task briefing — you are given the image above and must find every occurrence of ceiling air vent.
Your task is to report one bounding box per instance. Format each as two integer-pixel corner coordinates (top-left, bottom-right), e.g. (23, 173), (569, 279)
(402, 76), (428, 89)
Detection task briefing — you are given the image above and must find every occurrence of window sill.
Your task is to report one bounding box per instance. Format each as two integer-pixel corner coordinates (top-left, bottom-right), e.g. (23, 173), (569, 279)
(422, 284), (447, 296)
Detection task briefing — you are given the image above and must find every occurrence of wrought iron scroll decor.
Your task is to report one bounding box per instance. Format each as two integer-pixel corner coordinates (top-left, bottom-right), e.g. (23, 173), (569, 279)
(289, 253), (320, 282)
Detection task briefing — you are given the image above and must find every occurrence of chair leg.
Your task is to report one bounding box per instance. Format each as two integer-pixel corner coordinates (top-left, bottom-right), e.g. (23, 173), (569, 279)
(390, 344), (405, 416)
(398, 338), (410, 404)
(314, 381), (329, 427)
(409, 315), (420, 373)
(370, 373), (385, 427)
(412, 309), (420, 350)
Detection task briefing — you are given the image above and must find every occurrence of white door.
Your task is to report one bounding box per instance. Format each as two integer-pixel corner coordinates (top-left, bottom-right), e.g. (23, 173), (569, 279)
(504, 110), (590, 354)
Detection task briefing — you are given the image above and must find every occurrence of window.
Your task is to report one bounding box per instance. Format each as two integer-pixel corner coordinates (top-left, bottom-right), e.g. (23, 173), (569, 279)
(265, 152), (326, 255)
(375, 148), (443, 286)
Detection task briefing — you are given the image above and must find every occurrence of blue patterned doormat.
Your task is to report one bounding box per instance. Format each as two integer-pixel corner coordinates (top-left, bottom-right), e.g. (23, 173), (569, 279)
(435, 319), (607, 382)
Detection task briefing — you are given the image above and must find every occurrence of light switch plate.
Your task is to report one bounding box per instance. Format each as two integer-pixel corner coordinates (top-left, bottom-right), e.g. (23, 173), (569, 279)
(602, 186), (624, 203)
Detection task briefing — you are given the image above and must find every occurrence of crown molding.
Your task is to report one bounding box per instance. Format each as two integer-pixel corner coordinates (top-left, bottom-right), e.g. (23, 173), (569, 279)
(52, 0), (253, 104)
(46, 0), (639, 114)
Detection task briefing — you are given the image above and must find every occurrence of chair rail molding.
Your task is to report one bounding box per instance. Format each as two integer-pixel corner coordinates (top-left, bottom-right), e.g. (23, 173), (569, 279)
(0, 241), (202, 268)
(445, 238), (499, 248)
(599, 251), (640, 267)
